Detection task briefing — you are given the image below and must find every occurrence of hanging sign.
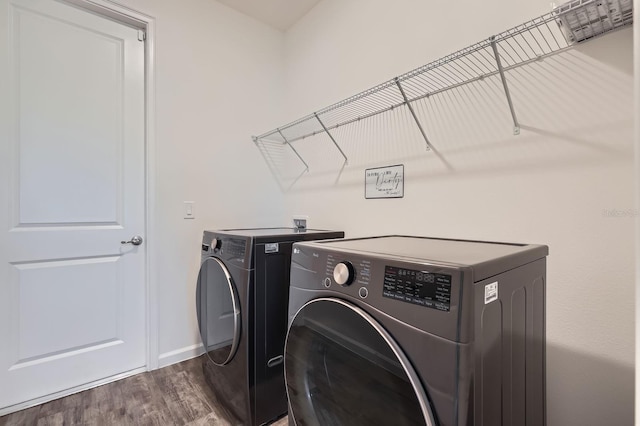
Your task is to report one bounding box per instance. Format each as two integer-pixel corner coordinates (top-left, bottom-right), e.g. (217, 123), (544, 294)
(365, 164), (404, 199)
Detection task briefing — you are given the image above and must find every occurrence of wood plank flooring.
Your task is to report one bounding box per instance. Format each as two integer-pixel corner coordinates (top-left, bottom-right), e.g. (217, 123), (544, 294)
(0, 356), (289, 426)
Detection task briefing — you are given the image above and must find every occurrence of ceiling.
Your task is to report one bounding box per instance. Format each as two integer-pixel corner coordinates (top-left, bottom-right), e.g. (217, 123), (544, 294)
(215, 0), (322, 31)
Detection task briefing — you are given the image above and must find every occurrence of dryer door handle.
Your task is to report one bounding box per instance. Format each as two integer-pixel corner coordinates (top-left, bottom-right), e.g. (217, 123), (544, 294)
(267, 355), (284, 368)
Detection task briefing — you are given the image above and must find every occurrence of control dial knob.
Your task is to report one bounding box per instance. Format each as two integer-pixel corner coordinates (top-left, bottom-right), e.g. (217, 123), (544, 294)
(211, 238), (222, 251)
(333, 261), (355, 286)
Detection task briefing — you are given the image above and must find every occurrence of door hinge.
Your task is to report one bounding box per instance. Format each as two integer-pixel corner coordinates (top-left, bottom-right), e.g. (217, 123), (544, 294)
(137, 30), (146, 42)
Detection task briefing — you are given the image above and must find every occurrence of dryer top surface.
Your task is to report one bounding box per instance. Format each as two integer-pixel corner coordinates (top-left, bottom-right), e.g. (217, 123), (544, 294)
(301, 235), (548, 280)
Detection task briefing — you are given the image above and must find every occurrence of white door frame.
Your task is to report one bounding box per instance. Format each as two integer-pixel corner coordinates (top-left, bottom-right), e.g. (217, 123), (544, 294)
(62, 0), (159, 372)
(0, 0), (157, 415)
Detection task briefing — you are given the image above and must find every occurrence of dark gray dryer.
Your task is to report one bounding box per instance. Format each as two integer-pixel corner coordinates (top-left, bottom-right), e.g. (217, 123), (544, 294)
(285, 236), (548, 426)
(196, 228), (344, 426)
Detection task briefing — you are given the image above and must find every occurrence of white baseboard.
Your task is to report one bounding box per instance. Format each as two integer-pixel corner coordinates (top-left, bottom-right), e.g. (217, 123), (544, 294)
(157, 343), (204, 368)
(0, 367), (147, 417)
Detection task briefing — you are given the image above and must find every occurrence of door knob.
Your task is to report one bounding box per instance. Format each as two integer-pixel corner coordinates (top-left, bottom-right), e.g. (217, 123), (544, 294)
(121, 235), (143, 246)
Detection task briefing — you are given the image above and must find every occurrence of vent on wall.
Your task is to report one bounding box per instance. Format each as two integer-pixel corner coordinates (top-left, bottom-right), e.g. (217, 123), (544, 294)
(252, 0), (633, 189)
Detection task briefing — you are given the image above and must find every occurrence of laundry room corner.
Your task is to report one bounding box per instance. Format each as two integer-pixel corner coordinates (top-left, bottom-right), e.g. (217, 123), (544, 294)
(112, 0), (288, 368)
(268, 0), (636, 424)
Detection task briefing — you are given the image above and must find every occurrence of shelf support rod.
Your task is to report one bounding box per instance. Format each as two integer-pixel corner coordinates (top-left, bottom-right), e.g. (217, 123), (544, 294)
(277, 129), (309, 172)
(395, 78), (432, 151)
(490, 36), (520, 135)
(314, 112), (348, 164)
(251, 136), (285, 191)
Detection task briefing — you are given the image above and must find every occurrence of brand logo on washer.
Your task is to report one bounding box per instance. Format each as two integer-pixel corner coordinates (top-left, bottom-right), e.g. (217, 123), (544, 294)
(265, 243), (279, 253)
(293, 248), (300, 254)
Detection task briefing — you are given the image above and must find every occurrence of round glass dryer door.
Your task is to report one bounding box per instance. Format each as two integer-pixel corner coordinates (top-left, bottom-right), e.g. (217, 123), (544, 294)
(196, 257), (241, 366)
(285, 298), (435, 426)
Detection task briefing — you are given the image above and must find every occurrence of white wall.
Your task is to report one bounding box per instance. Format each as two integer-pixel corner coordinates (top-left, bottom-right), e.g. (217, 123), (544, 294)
(116, 0), (287, 365)
(279, 1), (635, 425)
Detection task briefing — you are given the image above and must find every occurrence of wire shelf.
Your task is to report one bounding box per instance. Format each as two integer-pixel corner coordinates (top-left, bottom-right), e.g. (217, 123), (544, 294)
(253, 0), (633, 178)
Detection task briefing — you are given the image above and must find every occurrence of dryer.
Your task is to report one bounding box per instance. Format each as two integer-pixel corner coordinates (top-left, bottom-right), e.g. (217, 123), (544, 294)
(196, 228), (344, 426)
(285, 236), (548, 426)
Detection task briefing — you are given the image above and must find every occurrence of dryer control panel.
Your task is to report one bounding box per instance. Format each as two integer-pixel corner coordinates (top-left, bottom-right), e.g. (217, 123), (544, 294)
(320, 250), (453, 312)
(382, 266), (452, 312)
(290, 243), (466, 341)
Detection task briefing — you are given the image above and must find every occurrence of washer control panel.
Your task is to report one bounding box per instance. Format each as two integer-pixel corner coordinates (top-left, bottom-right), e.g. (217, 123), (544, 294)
(202, 232), (249, 266)
(220, 238), (246, 258)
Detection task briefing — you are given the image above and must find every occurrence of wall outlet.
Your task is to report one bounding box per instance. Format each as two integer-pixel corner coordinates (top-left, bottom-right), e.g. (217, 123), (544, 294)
(293, 215), (308, 230)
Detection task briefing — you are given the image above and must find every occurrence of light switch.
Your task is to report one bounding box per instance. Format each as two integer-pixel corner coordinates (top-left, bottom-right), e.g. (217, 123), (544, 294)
(184, 201), (195, 219)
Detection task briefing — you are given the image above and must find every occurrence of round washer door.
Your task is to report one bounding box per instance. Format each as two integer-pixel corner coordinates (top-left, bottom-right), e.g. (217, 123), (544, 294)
(196, 257), (241, 366)
(284, 298), (435, 426)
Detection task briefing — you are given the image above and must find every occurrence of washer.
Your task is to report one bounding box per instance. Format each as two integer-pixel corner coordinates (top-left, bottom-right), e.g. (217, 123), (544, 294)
(285, 236), (548, 426)
(196, 228), (344, 426)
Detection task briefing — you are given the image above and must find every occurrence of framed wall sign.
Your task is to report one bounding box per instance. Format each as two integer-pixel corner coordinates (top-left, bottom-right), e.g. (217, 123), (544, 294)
(365, 164), (404, 199)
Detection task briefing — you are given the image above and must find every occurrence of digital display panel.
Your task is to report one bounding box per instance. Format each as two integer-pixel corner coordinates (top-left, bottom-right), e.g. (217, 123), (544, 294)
(383, 266), (452, 311)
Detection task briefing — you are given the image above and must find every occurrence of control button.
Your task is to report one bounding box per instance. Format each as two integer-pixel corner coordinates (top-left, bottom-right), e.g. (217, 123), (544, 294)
(359, 287), (368, 299)
(211, 238), (222, 251)
(333, 261), (355, 286)
(323, 277), (331, 288)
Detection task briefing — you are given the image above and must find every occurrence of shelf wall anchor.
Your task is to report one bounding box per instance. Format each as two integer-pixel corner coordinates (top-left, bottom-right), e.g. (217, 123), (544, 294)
(395, 78), (432, 151)
(277, 129), (309, 172)
(314, 112), (348, 165)
(490, 36), (520, 135)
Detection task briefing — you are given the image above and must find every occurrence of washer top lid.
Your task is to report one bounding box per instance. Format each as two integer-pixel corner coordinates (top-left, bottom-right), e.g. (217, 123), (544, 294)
(303, 235), (548, 281)
(206, 227), (344, 245)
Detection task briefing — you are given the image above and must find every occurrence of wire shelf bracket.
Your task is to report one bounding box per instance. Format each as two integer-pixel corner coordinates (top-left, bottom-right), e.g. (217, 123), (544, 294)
(252, 135), (308, 191)
(313, 112), (348, 165)
(277, 129), (309, 172)
(490, 36), (521, 135)
(395, 77), (433, 150)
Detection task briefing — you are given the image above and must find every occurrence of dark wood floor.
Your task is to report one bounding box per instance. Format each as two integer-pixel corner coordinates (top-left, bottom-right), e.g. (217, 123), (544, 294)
(0, 356), (289, 426)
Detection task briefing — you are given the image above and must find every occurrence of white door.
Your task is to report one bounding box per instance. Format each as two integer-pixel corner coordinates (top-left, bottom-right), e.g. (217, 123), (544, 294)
(0, 0), (146, 411)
